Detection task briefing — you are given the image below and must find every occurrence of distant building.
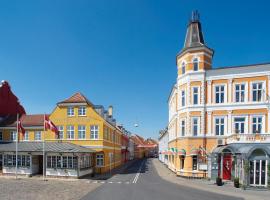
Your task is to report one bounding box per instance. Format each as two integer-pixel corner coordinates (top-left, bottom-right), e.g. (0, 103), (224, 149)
(167, 11), (270, 187)
(158, 128), (168, 165)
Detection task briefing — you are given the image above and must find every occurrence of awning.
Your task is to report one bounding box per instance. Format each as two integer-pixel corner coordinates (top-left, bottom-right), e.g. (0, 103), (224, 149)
(0, 142), (96, 154)
(177, 149), (186, 156)
(190, 148), (200, 155)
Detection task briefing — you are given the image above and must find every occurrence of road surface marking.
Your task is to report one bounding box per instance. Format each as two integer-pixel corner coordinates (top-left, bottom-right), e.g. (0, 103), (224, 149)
(132, 160), (145, 184)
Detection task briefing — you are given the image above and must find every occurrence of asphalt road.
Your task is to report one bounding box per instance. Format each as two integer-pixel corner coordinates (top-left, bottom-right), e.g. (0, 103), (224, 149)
(81, 159), (243, 200)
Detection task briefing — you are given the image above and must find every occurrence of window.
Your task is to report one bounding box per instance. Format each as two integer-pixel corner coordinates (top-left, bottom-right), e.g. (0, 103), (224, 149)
(252, 116), (263, 134)
(180, 156), (185, 170)
(67, 125), (75, 139)
(80, 155), (91, 169)
(96, 154), (104, 166)
(235, 84), (245, 102)
(3, 154), (30, 167)
(234, 117), (245, 134)
(192, 156), (198, 170)
(78, 125), (86, 139)
(47, 155), (77, 169)
(67, 107), (74, 116)
(34, 131), (41, 141)
(181, 62), (186, 74)
(193, 58), (199, 71)
(78, 106), (86, 116)
(252, 83), (263, 102)
(10, 131), (17, 141)
(192, 87), (199, 105)
(104, 127), (108, 140)
(90, 125), (99, 139)
(23, 132), (29, 141)
(215, 85), (225, 103)
(181, 90), (185, 107)
(192, 118), (199, 136)
(215, 118), (224, 136)
(181, 120), (185, 136)
(57, 126), (64, 139)
(0, 131), (2, 141)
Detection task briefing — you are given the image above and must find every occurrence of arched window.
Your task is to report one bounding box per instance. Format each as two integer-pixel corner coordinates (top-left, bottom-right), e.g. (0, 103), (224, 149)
(181, 62), (186, 74)
(193, 58), (199, 71)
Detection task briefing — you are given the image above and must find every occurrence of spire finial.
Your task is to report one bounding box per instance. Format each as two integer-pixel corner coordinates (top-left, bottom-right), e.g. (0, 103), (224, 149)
(191, 10), (200, 22)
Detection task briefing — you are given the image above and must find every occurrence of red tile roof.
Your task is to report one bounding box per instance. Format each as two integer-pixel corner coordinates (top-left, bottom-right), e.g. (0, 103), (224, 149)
(58, 92), (93, 105)
(4, 114), (47, 127)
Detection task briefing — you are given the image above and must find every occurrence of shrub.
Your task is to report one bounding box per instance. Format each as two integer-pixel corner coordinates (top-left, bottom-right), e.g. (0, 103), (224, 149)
(216, 177), (223, 186)
(234, 177), (240, 188)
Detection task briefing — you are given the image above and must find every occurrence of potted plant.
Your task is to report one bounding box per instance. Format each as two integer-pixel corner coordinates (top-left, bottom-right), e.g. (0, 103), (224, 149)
(216, 176), (223, 186)
(234, 177), (240, 188)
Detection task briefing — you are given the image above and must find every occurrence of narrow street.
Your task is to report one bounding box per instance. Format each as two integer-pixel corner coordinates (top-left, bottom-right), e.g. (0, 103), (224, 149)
(81, 159), (243, 200)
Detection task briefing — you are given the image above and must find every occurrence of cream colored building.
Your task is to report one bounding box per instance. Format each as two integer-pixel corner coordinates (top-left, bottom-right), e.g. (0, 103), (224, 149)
(167, 11), (270, 187)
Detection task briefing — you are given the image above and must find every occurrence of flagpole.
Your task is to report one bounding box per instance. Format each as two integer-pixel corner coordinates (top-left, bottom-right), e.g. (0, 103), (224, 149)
(43, 114), (46, 181)
(15, 113), (18, 179)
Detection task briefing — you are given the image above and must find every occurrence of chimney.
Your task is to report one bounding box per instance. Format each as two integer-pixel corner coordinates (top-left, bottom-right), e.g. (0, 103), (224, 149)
(108, 105), (113, 117)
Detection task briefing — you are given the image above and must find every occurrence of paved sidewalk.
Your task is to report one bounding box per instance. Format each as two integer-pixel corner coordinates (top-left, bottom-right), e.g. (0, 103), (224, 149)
(153, 159), (270, 200)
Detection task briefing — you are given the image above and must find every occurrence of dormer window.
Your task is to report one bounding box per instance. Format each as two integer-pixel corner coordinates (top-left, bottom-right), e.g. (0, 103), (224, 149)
(67, 107), (74, 116)
(193, 58), (199, 71)
(181, 62), (186, 74)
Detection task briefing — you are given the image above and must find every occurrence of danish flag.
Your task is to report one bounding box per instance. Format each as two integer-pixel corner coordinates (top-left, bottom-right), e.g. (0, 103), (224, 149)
(44, 115), (59, 136)
(17, 119), (25, 135)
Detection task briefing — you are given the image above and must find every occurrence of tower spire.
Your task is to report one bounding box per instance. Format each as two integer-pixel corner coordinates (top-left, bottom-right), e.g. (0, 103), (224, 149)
(184, 10), (204, 49)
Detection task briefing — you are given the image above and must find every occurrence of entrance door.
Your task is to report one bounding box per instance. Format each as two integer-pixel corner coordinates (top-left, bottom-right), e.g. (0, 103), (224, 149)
(250, 160), (267, 186)
(223, 154), (232, 180)
(38, 155), (43, 174)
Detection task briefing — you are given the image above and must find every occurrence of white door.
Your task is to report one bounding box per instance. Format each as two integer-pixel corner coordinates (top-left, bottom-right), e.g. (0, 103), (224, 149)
(250, 160), (268, 187)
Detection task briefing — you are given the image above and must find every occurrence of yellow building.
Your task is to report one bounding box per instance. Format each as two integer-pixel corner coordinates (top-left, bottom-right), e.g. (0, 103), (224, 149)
(0, 92), (125, 176)
(49, 92), (123, 174)
(167, 11), (270, 187)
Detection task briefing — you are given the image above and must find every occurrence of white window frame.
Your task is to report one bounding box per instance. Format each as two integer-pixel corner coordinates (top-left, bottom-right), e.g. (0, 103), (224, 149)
(67, 107), (74, 116)
(250, 115), (265, 134)
(10, 131), (17, 141)
(34, 131), (42, 141)
(96, 154), (104, 167)
(180, 119), (185, 137)
(90, 125), (99, 140)
(78, 106), (86, 116)
(23, 132), (29, 141)
(214, 117), (225, 136)
(192, 57), (199, 71)
(251, 81), (265, 102)
(191, 117), (200, 136)
(192, 86), (200, 105)
(181, 90), (185, 107)
(78, 125), (86, 139)
(234, 82), (246, 103)
(181, 62), (186, 75)
(57, 126), (64, 139)
(67, 125), (75, 139)
(214, 84), (226, 104)
(233, 116), (248, 134)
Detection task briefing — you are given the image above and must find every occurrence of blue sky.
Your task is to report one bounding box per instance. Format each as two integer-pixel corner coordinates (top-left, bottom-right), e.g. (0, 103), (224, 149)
(1, 0), (270, 139)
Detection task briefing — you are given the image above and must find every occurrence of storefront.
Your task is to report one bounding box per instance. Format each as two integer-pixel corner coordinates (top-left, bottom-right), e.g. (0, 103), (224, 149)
(210, 143), (270, 187)
(0, 142), (96, 178)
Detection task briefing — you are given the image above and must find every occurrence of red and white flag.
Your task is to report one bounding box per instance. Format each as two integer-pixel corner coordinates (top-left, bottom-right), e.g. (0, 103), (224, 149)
(44, 115), (59, 136)
(17, 119), (25, 135)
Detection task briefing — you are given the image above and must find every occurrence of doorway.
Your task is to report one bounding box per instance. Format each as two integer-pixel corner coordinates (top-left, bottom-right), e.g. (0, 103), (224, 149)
(249, 160), (267, 187)
(223, 154), (232, 180)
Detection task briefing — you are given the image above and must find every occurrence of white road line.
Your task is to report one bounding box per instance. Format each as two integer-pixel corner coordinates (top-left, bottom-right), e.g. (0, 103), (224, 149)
(108, 181), (113, 184)
(132, 160), (145, 184)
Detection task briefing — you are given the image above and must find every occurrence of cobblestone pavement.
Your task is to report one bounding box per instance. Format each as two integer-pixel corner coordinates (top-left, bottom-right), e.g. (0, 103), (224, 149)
(0, 177), (101, 200)
(153, 159), (270, 200)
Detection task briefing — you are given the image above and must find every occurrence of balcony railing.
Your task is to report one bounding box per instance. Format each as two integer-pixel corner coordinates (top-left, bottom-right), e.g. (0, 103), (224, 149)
(226, 133), (270, 144)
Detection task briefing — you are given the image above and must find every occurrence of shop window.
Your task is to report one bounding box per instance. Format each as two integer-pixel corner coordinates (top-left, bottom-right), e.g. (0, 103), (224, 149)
(96, 154), (104, 167)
